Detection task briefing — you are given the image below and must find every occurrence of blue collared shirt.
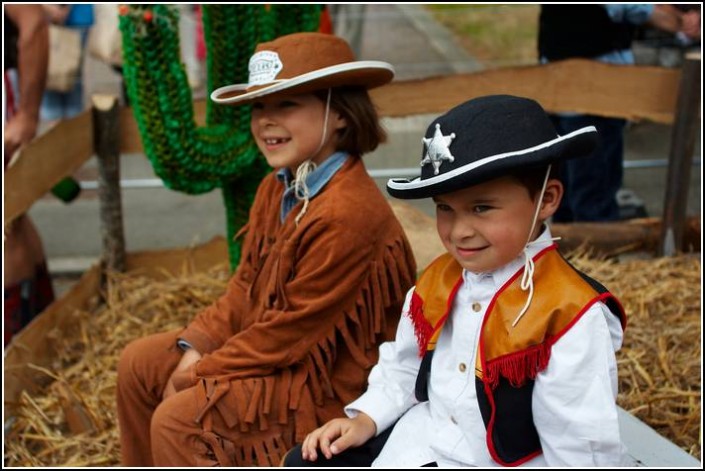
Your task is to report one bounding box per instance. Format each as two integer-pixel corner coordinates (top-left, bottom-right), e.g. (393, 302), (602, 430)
(276, 152), (349, 223)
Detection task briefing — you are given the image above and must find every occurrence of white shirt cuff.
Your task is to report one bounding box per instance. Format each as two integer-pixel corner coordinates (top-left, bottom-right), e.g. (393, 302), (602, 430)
(345, 389), (405, 436)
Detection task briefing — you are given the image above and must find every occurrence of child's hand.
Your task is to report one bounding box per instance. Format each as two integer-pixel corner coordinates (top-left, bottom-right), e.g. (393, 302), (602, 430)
(301, 413), (377, 461)
(163, 348), (202, 399)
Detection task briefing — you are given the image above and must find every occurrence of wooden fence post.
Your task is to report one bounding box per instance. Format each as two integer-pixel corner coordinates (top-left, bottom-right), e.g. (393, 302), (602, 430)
(93, 94), (126, 274)
(660, 52), (701, 256)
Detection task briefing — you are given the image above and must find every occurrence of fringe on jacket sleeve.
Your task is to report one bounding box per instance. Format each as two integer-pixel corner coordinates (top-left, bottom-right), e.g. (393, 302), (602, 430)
(191, 235), (416, 466)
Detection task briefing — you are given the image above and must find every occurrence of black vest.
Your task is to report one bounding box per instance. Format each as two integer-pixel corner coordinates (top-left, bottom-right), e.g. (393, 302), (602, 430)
(538, 5), (635, 61)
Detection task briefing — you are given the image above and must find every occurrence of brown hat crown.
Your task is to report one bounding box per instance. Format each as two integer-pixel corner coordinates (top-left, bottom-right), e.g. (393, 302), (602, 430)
(251, 33), (355, 84)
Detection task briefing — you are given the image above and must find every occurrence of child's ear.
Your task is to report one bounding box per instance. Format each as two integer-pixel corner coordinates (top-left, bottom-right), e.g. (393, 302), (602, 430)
(538, 179), (563, 220)
(332, 111), (347, 131)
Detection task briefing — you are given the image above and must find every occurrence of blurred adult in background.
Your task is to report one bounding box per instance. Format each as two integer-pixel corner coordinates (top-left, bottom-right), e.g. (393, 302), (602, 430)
(178, 5), (203, 91)
(633, 4), (700, 67)
(538, 4), (700, 223)
(40, 4), (94, 121)
(328, 5), (365, 57)
(3, 4), (53, 347)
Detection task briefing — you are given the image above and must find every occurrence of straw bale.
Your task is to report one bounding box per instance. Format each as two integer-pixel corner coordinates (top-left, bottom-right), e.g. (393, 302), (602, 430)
(4, 263), (229, 466)
(568, 250), (701, 461)
(3, 252), (701, 465)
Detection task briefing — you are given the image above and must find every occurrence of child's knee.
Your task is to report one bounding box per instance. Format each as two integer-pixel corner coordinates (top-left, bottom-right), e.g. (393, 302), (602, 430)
(150, 395), (214, 465)
(150, 397), (186, 443)
(117, 336), (151, 387)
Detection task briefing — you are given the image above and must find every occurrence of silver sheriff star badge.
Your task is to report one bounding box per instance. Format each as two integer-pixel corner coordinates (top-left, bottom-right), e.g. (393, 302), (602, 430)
(421, 123), (456, 175)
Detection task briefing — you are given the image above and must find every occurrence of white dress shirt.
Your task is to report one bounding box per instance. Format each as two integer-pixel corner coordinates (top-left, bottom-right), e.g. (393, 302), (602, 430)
(346, 228), (627, 467)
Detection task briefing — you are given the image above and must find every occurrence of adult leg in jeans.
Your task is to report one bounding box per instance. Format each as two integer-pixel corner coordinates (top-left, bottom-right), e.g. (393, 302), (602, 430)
(551, 114), (625, 222)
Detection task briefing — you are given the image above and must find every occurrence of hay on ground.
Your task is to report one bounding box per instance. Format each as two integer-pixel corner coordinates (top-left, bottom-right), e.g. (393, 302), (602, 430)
(3, 252), (701, 465)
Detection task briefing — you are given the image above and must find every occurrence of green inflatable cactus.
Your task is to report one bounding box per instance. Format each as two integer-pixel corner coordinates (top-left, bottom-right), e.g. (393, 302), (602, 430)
(119, 5), (323, 269)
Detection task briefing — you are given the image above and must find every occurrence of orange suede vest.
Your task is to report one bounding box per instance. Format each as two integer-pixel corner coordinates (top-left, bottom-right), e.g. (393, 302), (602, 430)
(409, 245), (626, 466)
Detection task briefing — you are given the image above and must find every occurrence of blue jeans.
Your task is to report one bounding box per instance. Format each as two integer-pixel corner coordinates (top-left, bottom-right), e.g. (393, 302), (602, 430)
(550, 115), (626, 222)
(40, 80), (84, 121)
(40, 27), (89, 121)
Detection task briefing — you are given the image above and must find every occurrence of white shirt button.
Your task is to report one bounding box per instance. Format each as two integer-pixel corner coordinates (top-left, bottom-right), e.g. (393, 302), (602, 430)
(472, 302), (482, 312)
(459, 362), (467, 373)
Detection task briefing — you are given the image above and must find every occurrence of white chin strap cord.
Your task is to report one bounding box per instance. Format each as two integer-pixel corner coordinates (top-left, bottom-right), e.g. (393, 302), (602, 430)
(293, 88), (332, 226)
(511, 165), (560, 328)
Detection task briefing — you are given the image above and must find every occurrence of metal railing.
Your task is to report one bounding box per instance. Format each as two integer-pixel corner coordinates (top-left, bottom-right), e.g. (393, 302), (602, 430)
(78, 159), (701, 190)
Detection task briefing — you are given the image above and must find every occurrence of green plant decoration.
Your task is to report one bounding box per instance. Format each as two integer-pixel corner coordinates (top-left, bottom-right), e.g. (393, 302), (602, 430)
(119, 4), (323, 269)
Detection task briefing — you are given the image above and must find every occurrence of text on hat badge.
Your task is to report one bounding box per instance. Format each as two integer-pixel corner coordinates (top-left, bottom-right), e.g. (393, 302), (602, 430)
(421, 123), (455, 175)
(248, 51), (284, 86)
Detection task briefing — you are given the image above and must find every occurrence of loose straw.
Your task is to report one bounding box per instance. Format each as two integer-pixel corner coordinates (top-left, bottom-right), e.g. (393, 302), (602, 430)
(4, 252), (701, 465)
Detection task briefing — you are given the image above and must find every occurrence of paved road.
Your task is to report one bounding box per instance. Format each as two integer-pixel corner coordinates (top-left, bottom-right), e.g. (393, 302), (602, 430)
(27, 5), (701, 281)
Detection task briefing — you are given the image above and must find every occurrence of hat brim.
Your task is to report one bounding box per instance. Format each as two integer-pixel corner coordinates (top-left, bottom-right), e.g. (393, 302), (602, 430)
(387, 126), (598, 199)
(211, 61), (394, 105)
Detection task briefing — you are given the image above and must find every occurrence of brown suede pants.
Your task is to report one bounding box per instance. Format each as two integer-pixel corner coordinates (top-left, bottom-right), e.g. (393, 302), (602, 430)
(117, 330), (257, 466)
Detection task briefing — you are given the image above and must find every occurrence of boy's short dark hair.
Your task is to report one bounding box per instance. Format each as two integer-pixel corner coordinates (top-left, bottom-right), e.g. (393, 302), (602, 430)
(315, 86), (387, 156)
(507, 163), (562, 200)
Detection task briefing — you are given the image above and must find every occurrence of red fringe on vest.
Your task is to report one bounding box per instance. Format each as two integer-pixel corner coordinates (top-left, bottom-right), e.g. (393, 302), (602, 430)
(483, 341), (553, 390)
(408, 291), (433, 357)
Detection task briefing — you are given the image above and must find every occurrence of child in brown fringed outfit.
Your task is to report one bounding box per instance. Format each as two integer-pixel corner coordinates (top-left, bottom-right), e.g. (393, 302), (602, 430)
(116, 32), (416, 467)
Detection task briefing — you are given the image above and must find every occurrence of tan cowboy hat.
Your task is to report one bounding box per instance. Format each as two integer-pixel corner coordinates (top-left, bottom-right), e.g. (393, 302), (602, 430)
(210, 32), (394, 105)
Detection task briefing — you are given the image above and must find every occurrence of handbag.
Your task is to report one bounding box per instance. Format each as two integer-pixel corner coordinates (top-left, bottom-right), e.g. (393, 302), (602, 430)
(46, 24), (82, 92)
(87, 4), (123, 66)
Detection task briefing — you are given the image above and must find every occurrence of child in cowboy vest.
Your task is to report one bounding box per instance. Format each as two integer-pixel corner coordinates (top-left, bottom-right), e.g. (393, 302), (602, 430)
(285, 95), (628, 467)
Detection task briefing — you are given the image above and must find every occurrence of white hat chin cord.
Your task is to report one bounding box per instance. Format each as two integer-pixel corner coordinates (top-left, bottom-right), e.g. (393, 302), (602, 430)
(512, 164), (561, 328)
(293, 88), (332, 226)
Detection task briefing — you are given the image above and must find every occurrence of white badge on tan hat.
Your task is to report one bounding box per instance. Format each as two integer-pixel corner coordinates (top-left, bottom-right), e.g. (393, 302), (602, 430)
(421, 123), (456, 175)
(248, 51), (284, 86)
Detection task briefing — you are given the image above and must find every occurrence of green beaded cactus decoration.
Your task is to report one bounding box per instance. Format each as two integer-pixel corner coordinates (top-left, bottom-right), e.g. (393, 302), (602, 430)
(119, 5), (323, 269)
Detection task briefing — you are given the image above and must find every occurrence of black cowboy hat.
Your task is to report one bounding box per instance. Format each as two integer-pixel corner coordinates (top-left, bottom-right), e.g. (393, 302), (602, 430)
(387, 95), (598, 199)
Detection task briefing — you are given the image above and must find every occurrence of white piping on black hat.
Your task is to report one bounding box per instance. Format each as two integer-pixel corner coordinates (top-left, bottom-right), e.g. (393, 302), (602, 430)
(211, 61), (394, 104)
(387, 126), (597, 191)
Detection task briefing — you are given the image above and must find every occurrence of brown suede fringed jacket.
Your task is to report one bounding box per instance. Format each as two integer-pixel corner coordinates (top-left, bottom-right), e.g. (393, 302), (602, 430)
(178, 157), (417, 465)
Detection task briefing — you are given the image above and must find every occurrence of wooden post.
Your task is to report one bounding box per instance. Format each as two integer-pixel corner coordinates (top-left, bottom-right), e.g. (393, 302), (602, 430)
(93, 94), (126, 273)
(660, 52), (701, 256)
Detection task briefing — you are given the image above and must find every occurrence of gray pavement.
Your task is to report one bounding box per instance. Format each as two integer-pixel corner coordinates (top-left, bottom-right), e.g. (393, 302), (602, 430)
(26, 5), (701, 286)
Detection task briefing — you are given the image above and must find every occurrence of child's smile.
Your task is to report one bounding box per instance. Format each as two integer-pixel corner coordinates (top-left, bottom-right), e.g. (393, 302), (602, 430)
(262, 137), (291, 151)
(455, 245), (490, 258)
(433, 175), (558, 274)
(251, 93), (346, 172)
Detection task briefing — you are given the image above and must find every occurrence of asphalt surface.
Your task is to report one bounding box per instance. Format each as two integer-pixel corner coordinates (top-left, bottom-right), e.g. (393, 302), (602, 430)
(25, 5), (701, 290)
